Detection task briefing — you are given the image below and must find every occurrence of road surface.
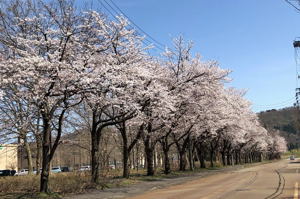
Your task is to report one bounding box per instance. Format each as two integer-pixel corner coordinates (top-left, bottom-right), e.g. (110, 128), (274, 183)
(128, 159), (300, 199)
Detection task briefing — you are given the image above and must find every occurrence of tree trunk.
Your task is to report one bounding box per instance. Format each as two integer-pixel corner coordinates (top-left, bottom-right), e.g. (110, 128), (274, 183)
(244, 153), (248, 163)
(132, 148), (135, 169)
(119, 122), (143, 178)
(153, 147), (157, 170)
(188, 141), (194, 171)
(196, 144), (206, 168)
(163, 149), (171, 174)
(175, 137), (190, 171)
(144, 136), (155, 176)
(24, 141), (33, 174)
(209, 142), (215, 168)
(91, 129), (100, 183)
(160, 130), (173, 174)
(145, 148), (154, 176)
(40, 109), (65, 193)
(226, 153), (231, 166)
(40, 117), (51, 193)
(144, 154), (147, 169)
(259, 153), (263, 162)
(221, 140), (228, 166)
(119, 122), (130, 178)
(35, 115), (42, 175)
(210, 150), (214, 167)
(226, 145), (232, 166)
(179, 151), (186, 171)
(221, 151), (226, 166)
(90, 111), (109, 184)
(122, 140), (130, 178)
(199, 151), (206, 168)
(234, 151), (238, 165)
(36, 136), (42, 175)
(40, 157), (50, 193)
(160, 138), (171, 174)
(90, 114), (104, 184)
(136, 144), (139, 171)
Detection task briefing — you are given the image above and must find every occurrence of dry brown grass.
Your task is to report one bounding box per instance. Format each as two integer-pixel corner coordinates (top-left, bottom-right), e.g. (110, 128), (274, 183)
(0, 175), (39, 193)
(0, 167), (208, 196)
(48, 172), (92, 194)
(0, 172), (93, 194)
(0, 170), (139, 197)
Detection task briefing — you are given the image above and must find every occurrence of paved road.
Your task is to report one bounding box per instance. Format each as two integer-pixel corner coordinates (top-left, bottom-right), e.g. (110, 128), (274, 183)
(128, 159), (300, 199)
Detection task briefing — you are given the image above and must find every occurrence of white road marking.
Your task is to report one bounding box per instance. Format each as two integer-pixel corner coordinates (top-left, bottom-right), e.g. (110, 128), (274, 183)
(294, 182), (298, 199)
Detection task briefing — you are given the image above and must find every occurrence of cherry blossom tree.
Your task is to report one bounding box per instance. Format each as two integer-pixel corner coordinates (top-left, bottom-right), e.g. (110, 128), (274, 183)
(0, 0), (105, 192)
(155, 36), (231, 172)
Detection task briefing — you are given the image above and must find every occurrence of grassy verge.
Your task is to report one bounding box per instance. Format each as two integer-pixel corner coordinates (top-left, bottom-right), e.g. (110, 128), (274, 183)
(283, 149), (300, 159)
(0, 172), (92, 199)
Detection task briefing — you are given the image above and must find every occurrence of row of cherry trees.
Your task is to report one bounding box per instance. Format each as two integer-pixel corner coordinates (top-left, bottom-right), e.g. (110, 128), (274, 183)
(0, 0), (287, 193)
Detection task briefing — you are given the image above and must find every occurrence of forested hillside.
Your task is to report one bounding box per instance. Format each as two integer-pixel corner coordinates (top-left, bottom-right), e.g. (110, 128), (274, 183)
(258, 107), (300, 150)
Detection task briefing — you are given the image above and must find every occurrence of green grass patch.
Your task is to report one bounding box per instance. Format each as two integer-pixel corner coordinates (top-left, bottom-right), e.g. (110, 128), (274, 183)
(284, 149), (300, 158)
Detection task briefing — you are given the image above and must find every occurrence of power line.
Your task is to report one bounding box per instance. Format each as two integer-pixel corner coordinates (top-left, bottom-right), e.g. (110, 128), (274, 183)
(97, 0), (165, 52)
(106, 0), (165, 49)
(100, 0), (161, 50)
(285, 0), (300, 12)
(252, 103), (294, 109)
(252, 97), (295, 107)
(96, 0), (158, 51)
(252, 100), (295, 110)
(95, 0), (149, 47)
(99, 0), (154, 46)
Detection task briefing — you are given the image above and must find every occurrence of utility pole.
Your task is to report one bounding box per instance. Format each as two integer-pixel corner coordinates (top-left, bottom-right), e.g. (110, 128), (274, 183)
(294, 40), (300, 109)
(293, 40), (300, 150)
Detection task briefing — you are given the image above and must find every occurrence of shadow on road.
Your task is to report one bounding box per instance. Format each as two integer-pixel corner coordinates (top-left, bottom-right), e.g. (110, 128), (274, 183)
(288, 161), (300, 164)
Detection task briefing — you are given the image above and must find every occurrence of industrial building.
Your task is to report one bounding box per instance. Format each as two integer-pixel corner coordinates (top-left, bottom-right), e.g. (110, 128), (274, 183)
(0, 144), (18, 171)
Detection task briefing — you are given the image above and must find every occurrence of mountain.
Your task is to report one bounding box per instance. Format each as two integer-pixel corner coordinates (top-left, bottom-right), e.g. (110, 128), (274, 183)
(258, 107), (300, 150)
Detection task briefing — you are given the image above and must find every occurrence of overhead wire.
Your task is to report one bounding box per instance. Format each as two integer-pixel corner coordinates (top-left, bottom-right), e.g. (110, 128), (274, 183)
(106, 0), (165, 49)
(252, 97), (296, 110)
(96, 0), (165, 52)
(252, 104), (294, 110)
(95, 0), (150, 48)
(96, 0), (155, 52)
(255, 97), (295, 104)
(101, 0), (156, 47)
(285, 0), (300, 12)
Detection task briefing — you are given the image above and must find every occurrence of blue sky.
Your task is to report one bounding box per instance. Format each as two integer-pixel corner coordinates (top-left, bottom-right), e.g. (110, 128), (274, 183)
(82, 0), (300, 112)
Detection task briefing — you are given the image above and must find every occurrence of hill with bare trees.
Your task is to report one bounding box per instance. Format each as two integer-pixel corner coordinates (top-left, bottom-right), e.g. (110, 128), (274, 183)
(258, 107), (300, 150)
